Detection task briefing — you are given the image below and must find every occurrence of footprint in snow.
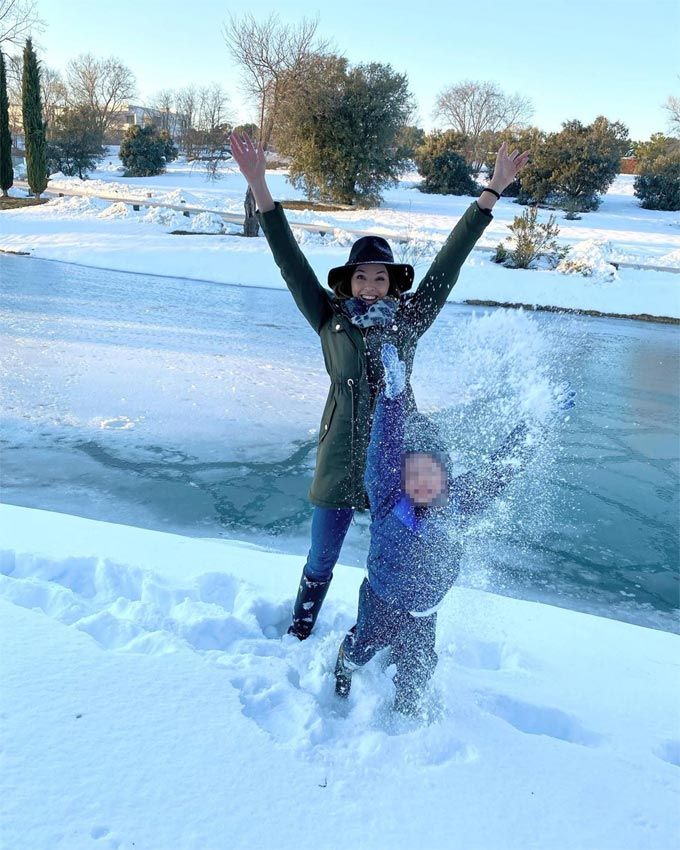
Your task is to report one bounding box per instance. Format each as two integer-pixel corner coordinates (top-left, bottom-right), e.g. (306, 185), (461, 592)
(452, 638), (530, 673)
(479, 692), (604, 747)
(654, 739), (680, 768)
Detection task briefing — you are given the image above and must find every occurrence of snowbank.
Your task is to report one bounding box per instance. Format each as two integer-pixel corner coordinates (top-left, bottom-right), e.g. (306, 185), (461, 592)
(1, 503), (678, 850)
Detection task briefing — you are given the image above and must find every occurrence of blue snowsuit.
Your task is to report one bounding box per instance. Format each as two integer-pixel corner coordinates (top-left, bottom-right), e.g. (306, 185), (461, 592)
(341, 384), (530, 709)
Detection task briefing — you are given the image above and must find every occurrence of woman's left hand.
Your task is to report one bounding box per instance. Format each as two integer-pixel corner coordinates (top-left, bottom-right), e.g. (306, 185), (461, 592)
(490, 142), (530, 192)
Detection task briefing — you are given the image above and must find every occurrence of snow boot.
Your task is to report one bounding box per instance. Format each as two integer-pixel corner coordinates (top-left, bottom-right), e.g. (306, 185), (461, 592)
(287, 572), (332, 640)
(334, 642), (353, 698)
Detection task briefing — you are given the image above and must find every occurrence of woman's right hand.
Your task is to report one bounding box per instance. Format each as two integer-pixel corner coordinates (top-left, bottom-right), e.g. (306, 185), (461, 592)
(229, 131), (266, 186)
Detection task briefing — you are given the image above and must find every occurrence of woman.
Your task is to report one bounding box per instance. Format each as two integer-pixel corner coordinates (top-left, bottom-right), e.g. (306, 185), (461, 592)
(230, 131), (528, 639)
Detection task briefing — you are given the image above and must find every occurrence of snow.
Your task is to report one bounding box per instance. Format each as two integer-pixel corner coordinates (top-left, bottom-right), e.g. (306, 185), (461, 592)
(1, 502), (679, 850)
(2, 155), (679, 319)
(2, 152), (679, 849)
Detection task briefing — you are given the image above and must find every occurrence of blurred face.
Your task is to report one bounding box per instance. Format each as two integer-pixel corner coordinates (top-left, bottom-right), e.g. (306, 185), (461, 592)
(350, 264), (390, 302)
(404, 453), (447, 507)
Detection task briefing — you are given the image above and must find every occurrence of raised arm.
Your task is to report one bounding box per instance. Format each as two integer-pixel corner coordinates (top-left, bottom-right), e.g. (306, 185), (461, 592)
(365, 345), (408, 519)
(449, 423), (532, 517)
(451, 381), (576, 517)
(230, 132), (333, 334)
(404, 143), (530, 338)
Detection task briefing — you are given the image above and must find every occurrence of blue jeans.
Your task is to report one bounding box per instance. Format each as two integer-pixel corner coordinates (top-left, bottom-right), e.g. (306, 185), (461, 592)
(303, 506), (354, 582)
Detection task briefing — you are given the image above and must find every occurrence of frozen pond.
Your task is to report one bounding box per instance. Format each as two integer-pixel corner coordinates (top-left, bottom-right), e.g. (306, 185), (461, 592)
(1, 254), (678, 631)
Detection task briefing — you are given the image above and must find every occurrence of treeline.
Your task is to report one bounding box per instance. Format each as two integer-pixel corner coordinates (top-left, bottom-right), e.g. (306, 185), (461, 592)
(1, 14), (678, 211)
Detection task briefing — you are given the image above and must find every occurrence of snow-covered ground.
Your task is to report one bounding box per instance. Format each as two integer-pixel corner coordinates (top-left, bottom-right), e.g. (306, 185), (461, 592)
(1, 502), (679, 850)
(2, 154), (679, 320)
(2, 154), (679, 849)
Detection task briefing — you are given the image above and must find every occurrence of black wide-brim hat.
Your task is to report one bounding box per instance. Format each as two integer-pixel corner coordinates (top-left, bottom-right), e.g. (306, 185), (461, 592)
(328, 235), (414, 298)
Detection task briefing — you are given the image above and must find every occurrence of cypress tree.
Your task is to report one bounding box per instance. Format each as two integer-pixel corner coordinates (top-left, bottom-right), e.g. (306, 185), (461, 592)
(22, 38), (47, 197)
(0, 50), (13, 197)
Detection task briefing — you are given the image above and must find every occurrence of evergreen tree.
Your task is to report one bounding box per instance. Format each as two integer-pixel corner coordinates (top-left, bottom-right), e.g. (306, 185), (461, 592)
(119, 124), (174, 177)
(0, 50), (13, 197)
(395, 125), (426, 161)
(158, 129), (178, 163)
(22, 38), (48, 197)
(519, 117), (630, 211)
(274, 56), (413, 207)
(484, 127), (545, 199)
(47, 106), (105, 179)
(413, 130), (478, 196)
(634, 134), (680, 211)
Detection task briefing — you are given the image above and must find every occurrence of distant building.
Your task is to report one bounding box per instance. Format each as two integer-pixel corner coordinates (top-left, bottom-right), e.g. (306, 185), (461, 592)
(117, 104), (186, 142)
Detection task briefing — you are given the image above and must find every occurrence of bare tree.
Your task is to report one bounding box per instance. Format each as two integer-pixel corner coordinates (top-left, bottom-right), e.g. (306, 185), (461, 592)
(66, 53), (136, 141)
(0, 0), (43, 48)
(4, 50), (21, 135)
(41, 65), (67, 131)
(197, 82), (230, 131)
(223, 12), (329, 235)
(434, 79), (533, 170)
(664, 94), (680, 136)
(174, 84), (197, 150)
(150, 88), (174, 132)
(223, 12), (328, 148)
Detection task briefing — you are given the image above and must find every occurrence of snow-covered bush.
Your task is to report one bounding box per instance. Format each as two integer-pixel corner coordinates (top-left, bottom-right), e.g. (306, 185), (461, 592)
(189, 212), (225, 234)
(556, 239), (618, 282)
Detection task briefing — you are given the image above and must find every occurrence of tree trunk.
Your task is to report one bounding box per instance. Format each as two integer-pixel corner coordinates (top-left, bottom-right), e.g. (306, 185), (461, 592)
(243, 185), (259, 237)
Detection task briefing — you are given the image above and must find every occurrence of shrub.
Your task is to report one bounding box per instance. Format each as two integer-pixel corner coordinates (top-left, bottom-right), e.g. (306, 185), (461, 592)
(119, 124), (175, 177)
(484, 127), (545, 198)
(491, 242), (510, 264)
(414, 130), (478, 195)
(495, 207), (565, 269)
(396, 125), (426, 161)
(633, 135), (680, 211)
(47, 107), (104, 179)
(519, 116), (630, 211)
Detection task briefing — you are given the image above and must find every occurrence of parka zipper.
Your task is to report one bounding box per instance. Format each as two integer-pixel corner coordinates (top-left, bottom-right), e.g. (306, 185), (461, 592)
(347, 377), (355, 474)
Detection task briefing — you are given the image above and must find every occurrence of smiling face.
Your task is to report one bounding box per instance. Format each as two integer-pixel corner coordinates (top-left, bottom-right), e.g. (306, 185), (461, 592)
(404, 452), (447, 507)
(350, 264), (390, 303)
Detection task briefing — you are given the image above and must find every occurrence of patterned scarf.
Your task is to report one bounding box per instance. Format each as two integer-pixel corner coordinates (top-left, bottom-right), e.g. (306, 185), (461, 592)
(341, 297), (399, 329)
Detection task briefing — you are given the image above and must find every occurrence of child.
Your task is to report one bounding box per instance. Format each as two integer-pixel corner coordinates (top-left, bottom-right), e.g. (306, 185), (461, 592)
(334, 344), (574, 716)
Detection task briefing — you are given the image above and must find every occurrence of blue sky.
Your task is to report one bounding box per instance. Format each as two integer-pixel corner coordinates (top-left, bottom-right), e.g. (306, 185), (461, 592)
(33, 0), (678, 140)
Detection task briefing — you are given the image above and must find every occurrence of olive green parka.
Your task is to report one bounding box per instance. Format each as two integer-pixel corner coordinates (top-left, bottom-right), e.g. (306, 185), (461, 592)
(257, 201), (492, 510)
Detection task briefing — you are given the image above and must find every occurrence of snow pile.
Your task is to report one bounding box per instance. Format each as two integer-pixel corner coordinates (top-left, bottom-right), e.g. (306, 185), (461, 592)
(557, 239), (618, 281)
(658, 248), (680, 268)
(94, 160), (125, 174)
(1, 503), (678, 850)
(189, 211), (225, 234)
(141, 205), (185, 229)
(47, 175), (142, 199)
(97, 202), (133, 220)
(49, 195), (109, 217)
(292, 225), (355, 248)
(158, 188), (204, 207)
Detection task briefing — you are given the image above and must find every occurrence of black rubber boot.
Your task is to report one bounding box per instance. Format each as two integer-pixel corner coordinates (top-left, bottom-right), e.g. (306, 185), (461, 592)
(287, 571), (332, 640)
(334, 641), (353, 698)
